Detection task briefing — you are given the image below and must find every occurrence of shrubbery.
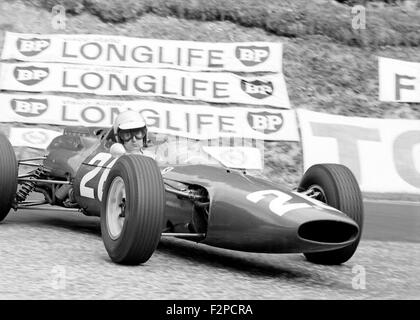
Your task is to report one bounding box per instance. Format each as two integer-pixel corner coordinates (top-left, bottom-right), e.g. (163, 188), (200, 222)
(335, 0), (400, 4)
(24, 0), (420, 47)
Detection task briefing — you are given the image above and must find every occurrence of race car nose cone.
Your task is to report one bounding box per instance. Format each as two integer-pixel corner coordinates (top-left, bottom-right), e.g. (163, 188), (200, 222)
(203, 200), (360, 254)
(281, 205), (359, 230)
(270, 206), (360, 252)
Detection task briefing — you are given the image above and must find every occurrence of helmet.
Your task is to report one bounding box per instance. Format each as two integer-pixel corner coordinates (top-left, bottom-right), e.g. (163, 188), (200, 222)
(113, 110), (147, 146)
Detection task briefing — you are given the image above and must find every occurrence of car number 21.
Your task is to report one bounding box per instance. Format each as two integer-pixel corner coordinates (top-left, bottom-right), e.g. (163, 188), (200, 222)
(80, 153), (117, 201)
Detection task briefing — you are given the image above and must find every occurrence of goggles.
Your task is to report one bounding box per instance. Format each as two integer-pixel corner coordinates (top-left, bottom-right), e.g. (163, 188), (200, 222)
(118, 127), (146, 143)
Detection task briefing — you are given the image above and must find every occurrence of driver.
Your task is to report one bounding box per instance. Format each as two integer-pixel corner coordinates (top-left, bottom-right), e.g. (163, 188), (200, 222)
(112, 110), (148, 153)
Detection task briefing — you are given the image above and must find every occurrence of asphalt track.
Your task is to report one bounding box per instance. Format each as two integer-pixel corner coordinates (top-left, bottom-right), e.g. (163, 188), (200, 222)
(0, 200), (418, 299)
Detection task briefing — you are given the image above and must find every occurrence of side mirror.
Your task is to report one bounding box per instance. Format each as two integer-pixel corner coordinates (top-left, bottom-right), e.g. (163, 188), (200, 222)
(110, 143), (126, 157)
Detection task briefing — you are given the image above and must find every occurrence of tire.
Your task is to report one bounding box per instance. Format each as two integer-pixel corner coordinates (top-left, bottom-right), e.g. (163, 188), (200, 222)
(100, 154), (165, 265)
(298, 164), (364, 265)
(0, 133), (18, 222)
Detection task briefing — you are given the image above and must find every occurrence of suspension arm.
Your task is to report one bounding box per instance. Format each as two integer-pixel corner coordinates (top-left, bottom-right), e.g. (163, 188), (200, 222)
(18, 178), (71, 185)
(164, 185), (206, 201)
(18, 157), (47, 163)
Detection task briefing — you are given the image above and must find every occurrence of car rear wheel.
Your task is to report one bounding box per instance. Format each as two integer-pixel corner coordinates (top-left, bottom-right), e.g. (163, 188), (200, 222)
(100, 154), (165, 265)
(298, 164), (364, 265)
(0, 133), (18, 222)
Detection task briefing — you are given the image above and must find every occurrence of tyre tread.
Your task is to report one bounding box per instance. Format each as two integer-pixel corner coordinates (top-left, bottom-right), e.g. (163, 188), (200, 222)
(0, 133), (18, 222)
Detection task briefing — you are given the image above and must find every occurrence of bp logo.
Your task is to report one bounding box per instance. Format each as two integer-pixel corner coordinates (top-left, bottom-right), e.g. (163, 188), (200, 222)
(22, 130), (49, 145)
(235, 46), (270, 66)
(247, 111), (283, 134)
(220, 148), (246, 167)
(14, 65), (49, 85)
(11, 98), (48, 117)
(17, 38), (50, 56)
(241, 79), (273, 99)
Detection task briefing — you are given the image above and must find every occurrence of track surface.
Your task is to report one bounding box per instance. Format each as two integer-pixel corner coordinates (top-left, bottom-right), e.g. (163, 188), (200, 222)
(0, 200), (419, 299)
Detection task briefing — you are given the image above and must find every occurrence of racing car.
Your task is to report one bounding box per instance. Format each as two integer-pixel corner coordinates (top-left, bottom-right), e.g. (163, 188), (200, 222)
(0, 126), (363, 266)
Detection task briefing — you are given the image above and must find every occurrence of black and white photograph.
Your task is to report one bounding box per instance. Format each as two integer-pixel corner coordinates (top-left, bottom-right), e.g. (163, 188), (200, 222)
(0, 0), (419, 308)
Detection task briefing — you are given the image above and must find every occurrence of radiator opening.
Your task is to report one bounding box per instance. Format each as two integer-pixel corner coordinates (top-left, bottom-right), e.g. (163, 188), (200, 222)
(298, 220), (358, 244)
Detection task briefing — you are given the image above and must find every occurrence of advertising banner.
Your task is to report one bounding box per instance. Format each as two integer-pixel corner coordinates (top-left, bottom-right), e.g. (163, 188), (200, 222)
(8, 127), (62, 149)
(297, 109), (420, 194)
(0, 62), (290, 108)
(0, 93), (299, 141)
(1, 32), (283, 73)
(379, 57), (420, 102)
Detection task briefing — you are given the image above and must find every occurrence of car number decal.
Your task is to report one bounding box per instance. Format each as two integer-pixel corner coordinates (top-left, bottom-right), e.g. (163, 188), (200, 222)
(97, 158), (118, 201)
(292, 191), (340, 213)
(161, 166), (174, 175)
(246, 190), (310, 217)
(80, 152), (116, 200)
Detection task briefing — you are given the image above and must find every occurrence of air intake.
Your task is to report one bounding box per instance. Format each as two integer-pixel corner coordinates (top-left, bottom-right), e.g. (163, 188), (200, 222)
(298, 220), (359, 244)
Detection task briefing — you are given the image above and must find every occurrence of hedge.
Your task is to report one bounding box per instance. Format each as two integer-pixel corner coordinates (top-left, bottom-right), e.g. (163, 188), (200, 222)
(23, 0), (420, 47)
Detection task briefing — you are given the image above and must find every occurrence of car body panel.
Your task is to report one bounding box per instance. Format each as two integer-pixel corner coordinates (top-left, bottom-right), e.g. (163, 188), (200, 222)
(161, 165), (358, 253)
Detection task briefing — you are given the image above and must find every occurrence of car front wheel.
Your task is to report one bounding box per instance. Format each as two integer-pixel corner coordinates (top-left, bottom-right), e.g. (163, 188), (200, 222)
(100, 154), (165, 265)
(298, 163), (364, 265)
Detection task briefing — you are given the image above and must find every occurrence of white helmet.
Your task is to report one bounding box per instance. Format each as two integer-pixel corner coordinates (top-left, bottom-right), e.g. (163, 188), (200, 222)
(113, 110), (148, 146)
(113, 110), (146, 134)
